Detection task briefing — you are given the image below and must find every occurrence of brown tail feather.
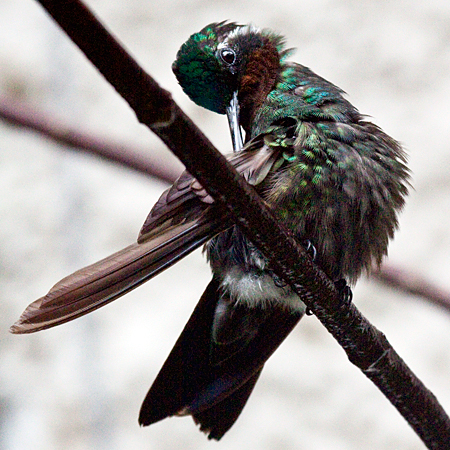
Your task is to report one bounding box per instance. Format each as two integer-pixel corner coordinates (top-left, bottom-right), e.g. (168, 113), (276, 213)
(10, 209), (228, 334)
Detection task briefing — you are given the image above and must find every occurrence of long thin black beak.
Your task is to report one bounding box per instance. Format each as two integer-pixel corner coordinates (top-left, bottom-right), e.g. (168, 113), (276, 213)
(226, 91), (243, 153)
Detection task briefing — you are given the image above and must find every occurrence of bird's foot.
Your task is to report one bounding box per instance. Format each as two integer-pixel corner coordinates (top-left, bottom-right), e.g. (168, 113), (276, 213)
(306, 278), (352, 316)
(334, 278), (353, 307)
(272, 240), (316, 290)
(299, 240), (318, 316)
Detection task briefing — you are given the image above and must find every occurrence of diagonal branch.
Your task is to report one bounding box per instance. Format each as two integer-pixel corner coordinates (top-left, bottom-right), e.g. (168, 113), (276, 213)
(30, 0), (450, 448)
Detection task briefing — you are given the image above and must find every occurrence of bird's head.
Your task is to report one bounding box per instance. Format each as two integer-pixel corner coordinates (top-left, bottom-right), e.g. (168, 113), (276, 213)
(173, 22), (290, 151)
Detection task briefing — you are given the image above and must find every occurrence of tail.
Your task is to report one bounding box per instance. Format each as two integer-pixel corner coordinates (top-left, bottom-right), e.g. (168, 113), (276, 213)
(139, 278), (303, 440)
(10, 207), (227, 334)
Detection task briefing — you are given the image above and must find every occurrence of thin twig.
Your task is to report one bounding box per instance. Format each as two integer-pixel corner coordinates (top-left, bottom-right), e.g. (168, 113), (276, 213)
(373, 265), (450, 311)
(29, 0), (450, 447)
(0, 97), (179, 183)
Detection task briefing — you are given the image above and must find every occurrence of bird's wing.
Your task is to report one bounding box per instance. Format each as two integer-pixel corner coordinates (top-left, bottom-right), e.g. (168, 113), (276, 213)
(10, 205), (227, 334)
(11, 141), (282, 335)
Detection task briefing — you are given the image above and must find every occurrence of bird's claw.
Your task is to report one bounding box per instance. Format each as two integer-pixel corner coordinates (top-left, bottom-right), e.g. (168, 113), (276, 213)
(334, 278), (353, 306)
(302, 240), (317, 261)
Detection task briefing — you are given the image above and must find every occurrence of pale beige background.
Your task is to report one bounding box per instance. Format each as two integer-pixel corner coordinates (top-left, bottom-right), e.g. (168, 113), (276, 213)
(1, 0), (450, 449)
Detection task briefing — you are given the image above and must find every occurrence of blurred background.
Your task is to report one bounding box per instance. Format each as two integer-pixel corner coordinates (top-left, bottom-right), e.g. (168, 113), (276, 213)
(1, 0), (450, 449)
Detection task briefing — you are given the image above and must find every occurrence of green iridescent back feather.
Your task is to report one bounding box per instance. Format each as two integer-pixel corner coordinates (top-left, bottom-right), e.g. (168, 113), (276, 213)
(252, 62), (408, 281)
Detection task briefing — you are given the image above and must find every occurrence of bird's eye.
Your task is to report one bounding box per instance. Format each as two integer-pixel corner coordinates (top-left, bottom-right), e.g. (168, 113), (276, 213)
(219, 48), (236, 65)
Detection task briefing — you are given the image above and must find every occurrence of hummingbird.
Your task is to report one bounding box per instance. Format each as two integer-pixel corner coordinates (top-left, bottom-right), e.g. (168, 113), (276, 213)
(11, 22), (409, 440)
